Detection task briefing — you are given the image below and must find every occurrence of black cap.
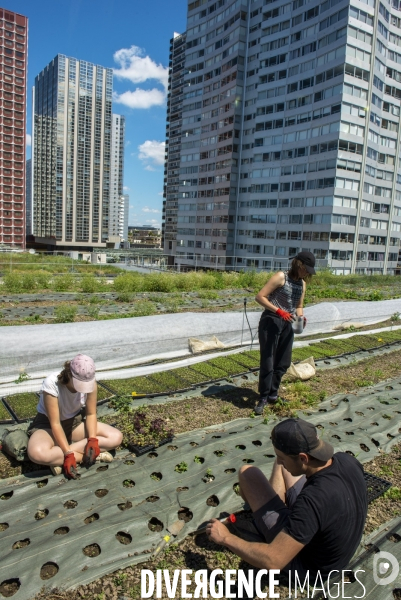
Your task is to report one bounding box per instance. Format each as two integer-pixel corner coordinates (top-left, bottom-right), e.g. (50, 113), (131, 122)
(271, 418), (334, 462)
(295, 251), (316, 275)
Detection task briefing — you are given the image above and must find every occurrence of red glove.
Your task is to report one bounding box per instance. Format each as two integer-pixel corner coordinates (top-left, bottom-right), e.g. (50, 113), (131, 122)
(303, 317), (307, 329)
(63, 452), (78, 479)
(276, 309), (294, 322)
(83, 437), (100, 465)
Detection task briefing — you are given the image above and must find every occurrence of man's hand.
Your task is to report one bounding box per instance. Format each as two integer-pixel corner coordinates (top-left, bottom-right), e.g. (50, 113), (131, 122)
(205, 519), (231, 545)
(276, 309), (295, 322)
(63, 452), (78, 479)
(83, 437), (100, 466)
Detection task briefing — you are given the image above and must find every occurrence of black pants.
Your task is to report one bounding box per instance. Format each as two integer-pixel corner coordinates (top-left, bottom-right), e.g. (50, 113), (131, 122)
(258, 310), (294, 399)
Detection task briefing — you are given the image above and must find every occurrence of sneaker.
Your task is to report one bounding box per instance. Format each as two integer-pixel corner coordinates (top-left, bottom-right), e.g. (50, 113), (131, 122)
(95, 451), (113, 463)
(254, 397), (268, 415)
(268, 396), (278, 403)
(50, 465), (62, 476)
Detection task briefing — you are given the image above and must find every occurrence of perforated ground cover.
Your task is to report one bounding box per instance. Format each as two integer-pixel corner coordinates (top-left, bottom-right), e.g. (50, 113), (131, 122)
(2, 377), (401, 598)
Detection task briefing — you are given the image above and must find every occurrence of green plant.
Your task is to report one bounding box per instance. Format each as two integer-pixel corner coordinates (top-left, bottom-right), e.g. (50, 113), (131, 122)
(117, 291), (134, 303)
(25, 314), (42, 323)
(194, 456), (203, 464)
(175, 461), (188, 473)
(113, 573), (128, 586)
(87, 305), (100, 319)
(117, 408), (173, 448)
(109, 395), (133, 413)
(14, 371), (31, 384)
(391, 312), (400, 321)
(367, 290), (383, 301)
(206, 468), (213, 477)
(384, 487), (401, 500)
(80, 275), (101, 293)
(53, 273), (75, 292)
(54, 304), (78, 323)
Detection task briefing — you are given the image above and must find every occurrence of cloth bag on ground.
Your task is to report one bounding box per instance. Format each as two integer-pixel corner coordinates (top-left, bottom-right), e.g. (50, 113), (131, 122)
(287, 357), (316, 382)
(188, 336), (225, 354)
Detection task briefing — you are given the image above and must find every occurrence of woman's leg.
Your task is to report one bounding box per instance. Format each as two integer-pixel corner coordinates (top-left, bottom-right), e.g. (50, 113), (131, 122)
(71, 421), (123, 451)
(27, 429), (86, 466)
(270, 322), (294, 399)
(258, 314), (280, 399)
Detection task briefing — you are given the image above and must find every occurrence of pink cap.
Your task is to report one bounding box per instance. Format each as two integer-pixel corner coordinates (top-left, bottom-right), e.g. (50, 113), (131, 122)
(70, 354), (96, 393)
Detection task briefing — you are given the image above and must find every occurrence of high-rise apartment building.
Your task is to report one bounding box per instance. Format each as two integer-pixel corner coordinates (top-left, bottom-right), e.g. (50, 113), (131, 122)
(109, 114), (126, 240)
(163, 0), (401, 274)
(163, 32), (187, 260)
(0, 8), (28, 249)
(32, 54), (113, 248)
(119, 193), (129, 241)
(26, 157), (31, 236)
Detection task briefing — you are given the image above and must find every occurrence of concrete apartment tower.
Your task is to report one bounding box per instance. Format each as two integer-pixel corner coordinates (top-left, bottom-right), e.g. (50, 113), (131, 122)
(163, 0), (401, 274)
(109, 114), (126, 242)
(32, 55), (113, 249)
(0, 8), (28, 249)
(118, 193), (129, 241)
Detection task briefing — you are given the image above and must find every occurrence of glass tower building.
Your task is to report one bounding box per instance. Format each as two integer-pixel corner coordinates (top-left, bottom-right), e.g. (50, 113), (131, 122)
(33, 54), (113, 248)
(163, 0), (401, 274)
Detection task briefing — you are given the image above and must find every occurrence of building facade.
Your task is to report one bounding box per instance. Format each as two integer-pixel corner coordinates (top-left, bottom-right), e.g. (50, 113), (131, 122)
(32, 54), (113, 248)
(119, 193), (129, 241)
(163, 32), (187, 259)
(128, 225), (162, 248)
(0, 8), (28, 249)
(163, 0), (401, 274)
(109, 114), (126, 240)
(26, 157), (31, 236)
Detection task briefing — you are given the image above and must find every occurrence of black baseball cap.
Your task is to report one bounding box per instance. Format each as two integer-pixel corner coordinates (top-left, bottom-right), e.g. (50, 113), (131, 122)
(295, 251), (316, 275)
(271, 418), (334, 462)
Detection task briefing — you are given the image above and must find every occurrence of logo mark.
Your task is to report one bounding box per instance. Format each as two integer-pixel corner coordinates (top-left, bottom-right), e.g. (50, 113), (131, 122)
(373, 551), (399, 585)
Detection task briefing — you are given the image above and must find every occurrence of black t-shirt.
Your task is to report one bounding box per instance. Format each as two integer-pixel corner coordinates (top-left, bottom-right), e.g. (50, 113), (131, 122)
(282, 452), (368, 578)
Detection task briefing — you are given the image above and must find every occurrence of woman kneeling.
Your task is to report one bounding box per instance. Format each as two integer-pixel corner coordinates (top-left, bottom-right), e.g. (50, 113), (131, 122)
(27, 354), (123, 478)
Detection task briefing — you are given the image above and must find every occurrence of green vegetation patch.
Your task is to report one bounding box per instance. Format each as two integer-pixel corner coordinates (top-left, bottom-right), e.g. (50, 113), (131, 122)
(104, 376), (164, 396)
(97, 383), (114, 401)
(5, 392), (39, 420)
(170, 367), (206, 386)
(229, 353), (259, 370)
(208, 356), (249, 376)
(0, 401), (12, 421)
(147, 371), (190, 392)
(189, 362), (228, 380)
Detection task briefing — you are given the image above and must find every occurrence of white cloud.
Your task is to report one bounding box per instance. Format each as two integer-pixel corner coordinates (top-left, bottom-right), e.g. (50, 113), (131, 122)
(138, 140), (165, 169)
(26, 134), (31, 146)
(113, 88), (165, 110)
(113, 45), (168, 110)
(123, 186), (130, 191)
(146, 219), (161, 226)
(142, 207), (161, 214)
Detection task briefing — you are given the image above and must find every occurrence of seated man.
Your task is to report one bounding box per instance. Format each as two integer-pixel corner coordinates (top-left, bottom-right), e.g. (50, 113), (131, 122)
(206, 418), (368, 580)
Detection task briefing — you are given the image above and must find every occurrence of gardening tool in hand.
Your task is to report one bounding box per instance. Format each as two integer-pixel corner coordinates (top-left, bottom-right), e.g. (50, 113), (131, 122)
(131, 392), (147, 397)
(152, 519), (186, 558)
(192, 513), (237, 536)
(63, 452), (78, 479)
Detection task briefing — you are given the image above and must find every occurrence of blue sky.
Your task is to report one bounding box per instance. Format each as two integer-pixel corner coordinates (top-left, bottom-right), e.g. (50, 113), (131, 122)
(10, 0), (187, 227)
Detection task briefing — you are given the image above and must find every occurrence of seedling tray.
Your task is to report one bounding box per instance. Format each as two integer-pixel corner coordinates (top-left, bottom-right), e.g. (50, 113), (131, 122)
(0, 399), (14, 424)
(364, 471), (391, 503)
(129, 436), (174, 456)
(3, 392), (40, 423)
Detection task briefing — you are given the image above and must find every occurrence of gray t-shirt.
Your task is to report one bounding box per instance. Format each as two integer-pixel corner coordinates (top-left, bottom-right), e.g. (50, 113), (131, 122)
(37, 372), (86, 420)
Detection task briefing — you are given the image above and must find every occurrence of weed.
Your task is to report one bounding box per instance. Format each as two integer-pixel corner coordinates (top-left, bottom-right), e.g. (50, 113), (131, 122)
(384, 487), (401, 500)
(175, 461), (188, 473)
(262, 416), (270, 424)
(391, 312), (400, 321)
(53, 273), (75, 292)
(367, 290), (383, 301)
(80, 275), (101, 293)
(87, 305), (100, 319)
(221, 405), (233, 415)
(25, 314), (42, 323)
(54, 304), (77, 323)
(109, 395), (133, 413)
(14, 371), (30, 384)
(117, 291), (134, 303)
(113, 573), (128, 586)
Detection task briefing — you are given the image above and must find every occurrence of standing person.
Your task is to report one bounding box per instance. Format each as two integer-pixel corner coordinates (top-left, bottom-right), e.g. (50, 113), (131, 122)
(254, 251), (316, 415)
(27, 354), (123, 479)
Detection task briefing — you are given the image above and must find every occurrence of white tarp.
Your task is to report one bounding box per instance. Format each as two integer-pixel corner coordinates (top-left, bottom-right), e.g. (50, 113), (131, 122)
(1, 298), (401, 386)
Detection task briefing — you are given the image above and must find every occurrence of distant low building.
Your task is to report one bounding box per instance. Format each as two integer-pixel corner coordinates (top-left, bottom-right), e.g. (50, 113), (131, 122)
(128, 226), (161, 248)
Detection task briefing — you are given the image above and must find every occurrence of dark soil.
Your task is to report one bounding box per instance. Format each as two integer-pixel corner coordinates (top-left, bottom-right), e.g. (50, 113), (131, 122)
(178, 507), (193, 522)
(63, 500), (77, 509)
(117, 501), (132, 511)
(39, 562), (59, 580)
(94, 489), (108, 498)
(82, 543), (101, 557)
(0, 579), (20, 597)
(34, 509), (48, 520)
(12, 538), (30, 550)
(116, 532), (132, 545)
(54, 527), (69, 535)
(84, 513), (99, 525)
(148, 517), (163, 532)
